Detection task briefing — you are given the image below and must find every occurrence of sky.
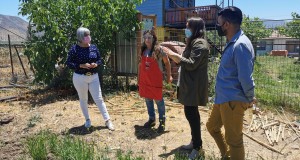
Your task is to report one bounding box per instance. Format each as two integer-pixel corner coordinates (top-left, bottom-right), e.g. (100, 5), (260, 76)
(0, 0), (28, 21)
(0, 0), (300, 22)
(196, 0), (300, 20)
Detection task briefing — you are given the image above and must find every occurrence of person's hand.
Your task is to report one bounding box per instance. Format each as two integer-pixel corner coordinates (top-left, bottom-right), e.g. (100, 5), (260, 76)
(252, 104), (262, 115)
(90, 63), (98, 68)
(80, 63), (91, 69)
(167, 76), (173, 84)
(250, 97), (257, 107)
(161, 46), (171, 56)
(250, 97), (261, 115)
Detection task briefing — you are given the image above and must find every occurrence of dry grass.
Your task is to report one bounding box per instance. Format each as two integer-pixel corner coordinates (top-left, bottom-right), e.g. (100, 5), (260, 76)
(0, 47), (34, 99)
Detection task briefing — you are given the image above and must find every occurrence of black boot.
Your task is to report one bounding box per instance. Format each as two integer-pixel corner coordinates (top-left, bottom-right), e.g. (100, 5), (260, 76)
(157, 119), (165, 133)
(144, 118), (156, 128)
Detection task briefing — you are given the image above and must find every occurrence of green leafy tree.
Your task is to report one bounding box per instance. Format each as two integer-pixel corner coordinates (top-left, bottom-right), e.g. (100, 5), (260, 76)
(277, 12), (300, 60)
(241, 16), (272, 43)
(19, 0), (142, 86)
(206, 15), (272, 56)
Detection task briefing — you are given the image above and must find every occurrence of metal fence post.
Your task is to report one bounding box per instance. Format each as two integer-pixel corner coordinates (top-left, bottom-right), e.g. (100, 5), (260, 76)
(8, 35), (14, 77)
(14, 45), (28, 78)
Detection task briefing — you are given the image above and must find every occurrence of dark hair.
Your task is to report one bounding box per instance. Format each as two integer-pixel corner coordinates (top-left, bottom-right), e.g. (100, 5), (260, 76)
(218, 6), (243, 25)
(186, 17), (206, 50)
(140, 28), (158, 56)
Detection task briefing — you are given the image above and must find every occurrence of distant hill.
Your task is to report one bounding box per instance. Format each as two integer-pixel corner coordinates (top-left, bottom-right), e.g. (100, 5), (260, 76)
(0, 14), (28, 43)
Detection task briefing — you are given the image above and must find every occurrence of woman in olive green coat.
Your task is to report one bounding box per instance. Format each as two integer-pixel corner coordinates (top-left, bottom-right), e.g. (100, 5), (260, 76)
(162, 17), (209, 159)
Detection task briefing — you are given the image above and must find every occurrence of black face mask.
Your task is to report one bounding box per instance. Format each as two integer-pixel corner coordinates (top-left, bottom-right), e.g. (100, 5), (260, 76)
(217, 25), (226, 37)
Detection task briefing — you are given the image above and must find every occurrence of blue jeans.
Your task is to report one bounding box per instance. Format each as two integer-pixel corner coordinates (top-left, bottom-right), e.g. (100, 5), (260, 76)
(145, 98), (166, 121)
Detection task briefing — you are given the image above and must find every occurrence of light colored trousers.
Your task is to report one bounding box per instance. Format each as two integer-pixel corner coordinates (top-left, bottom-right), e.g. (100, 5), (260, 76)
(206, 101), (249, 160)
(73, 73), (110, 122)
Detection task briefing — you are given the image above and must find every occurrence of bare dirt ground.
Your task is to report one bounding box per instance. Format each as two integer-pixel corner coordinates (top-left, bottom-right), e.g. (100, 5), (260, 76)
(0, 48), (300, 159)
(0, 89), (300, 160)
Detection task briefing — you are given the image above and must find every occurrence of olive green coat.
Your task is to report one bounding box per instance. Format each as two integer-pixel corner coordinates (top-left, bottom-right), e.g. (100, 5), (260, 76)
(178, 38), (209, 106)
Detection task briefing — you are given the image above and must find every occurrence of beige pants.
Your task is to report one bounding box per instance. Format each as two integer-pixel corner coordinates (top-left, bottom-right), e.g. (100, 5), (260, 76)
(206, 101), (249, 160)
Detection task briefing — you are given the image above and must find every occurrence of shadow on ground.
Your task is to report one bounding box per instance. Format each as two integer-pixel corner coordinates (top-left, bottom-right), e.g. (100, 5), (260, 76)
(158, 146), (190, 159)
(134, 125), (169, 140)
(26, 87), (126, 107)
(66, 125), (107, 135)
(27, 88), (78, 107)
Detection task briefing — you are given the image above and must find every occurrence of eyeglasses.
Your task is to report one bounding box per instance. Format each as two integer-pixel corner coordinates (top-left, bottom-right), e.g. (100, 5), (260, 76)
(143, 36), (153, 40)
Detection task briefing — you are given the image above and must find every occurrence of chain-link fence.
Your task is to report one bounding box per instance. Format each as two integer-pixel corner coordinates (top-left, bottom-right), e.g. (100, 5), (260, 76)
(254, 44), (300, 111)
(112, 21), (300, 110)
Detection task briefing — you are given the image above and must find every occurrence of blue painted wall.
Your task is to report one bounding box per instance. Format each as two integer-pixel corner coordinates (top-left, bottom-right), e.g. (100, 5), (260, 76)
(136, 0), (163, 26)
(136, 0), (195, 27)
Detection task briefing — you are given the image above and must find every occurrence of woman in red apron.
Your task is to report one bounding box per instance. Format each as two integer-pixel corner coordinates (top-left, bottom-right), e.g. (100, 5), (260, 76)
(138, 29), (172, 133)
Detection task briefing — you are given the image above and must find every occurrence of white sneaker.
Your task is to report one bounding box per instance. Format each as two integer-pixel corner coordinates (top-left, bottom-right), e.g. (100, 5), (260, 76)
(105, 120), (115, 131)
(182, 141), (193, 150)
(188, 148), (205, 160)
(85, 119), (91, 128)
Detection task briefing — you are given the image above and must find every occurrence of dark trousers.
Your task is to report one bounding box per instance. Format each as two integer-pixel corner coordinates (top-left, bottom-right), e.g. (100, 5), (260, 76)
(184, 106), (202, 150)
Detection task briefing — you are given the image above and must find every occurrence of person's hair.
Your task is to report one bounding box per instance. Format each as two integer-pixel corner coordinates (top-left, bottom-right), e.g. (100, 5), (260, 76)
(186, 17), (206, 50)
(140, 28), (158, 56)
(218, 6), (243, 25)
(76, 27), (90, 42)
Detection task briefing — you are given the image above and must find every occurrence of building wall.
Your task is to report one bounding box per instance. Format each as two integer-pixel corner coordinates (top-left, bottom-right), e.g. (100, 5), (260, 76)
(136, 0), (163, 26)
(136, 0), (195, 27)
(273, 39), (286, 50)
(257, 38), (300, 56)
(257, 39), (273, 55)
(265, 40), (273, 52)
(115, 32), (138, 74)
(156, 27), (166, 42)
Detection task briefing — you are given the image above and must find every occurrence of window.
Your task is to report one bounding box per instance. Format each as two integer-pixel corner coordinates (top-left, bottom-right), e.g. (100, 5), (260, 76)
(287, 41), (300, 53)
(169, 0), (185, 8)
(169, 0), (176, 8)
(257, 41), (266, 50)
(187, 0), (194, 7)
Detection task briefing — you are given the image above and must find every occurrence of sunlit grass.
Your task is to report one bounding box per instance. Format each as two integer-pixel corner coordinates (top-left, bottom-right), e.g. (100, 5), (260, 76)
(24, 130), (145, 160)
(207, 55), (300, 112)
(254, 56), (300, 112)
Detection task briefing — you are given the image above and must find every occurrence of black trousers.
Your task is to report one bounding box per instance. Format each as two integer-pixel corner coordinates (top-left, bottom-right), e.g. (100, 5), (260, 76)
(184, 105), (202, 150)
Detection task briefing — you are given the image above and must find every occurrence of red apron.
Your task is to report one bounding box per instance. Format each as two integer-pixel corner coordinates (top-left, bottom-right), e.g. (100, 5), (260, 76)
(138, 55), (163, 100)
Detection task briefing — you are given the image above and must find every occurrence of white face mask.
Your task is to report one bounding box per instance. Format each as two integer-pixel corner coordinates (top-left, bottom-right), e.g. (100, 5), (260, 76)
(83, 35), (91, 44)
(185, 28), (192, 38)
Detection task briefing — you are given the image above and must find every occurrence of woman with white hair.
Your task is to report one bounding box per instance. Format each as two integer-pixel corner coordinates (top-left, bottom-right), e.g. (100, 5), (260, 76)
(66, 27), (114, 130)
